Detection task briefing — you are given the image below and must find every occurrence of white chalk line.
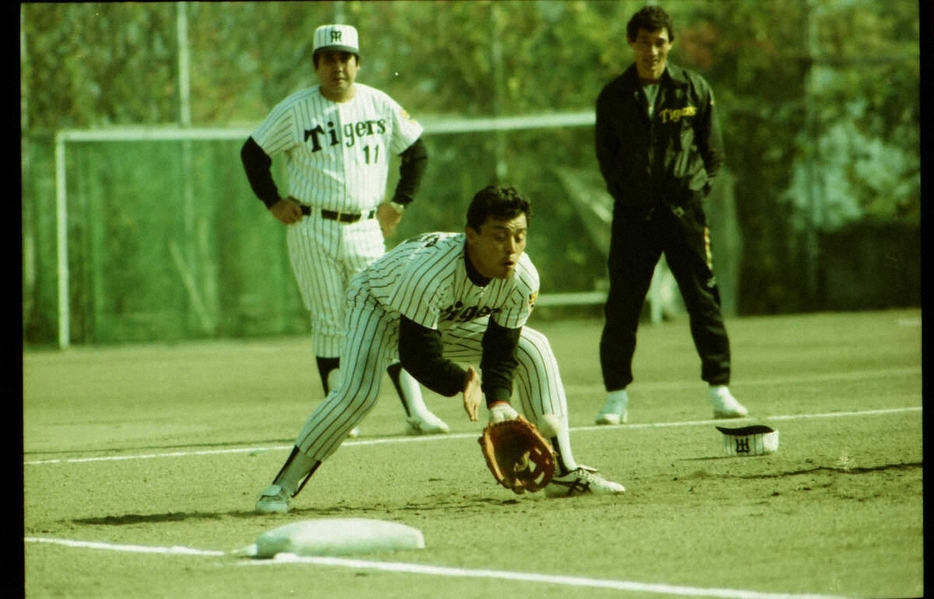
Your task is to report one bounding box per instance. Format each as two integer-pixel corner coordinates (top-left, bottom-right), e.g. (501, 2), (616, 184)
(25, 536), (225, 557)
(24, 404), (920, 466)
(565, 366), (920, 395)
(242, 554), (855, 599)
(24, 536), (852, 599)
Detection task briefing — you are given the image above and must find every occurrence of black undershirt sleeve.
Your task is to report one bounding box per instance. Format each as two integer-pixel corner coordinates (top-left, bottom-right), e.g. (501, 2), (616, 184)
(391, 137), (428, 207)
(240, 137), (282, 208)
(479, 319), (521, 407)
(398, 315), (467, 397)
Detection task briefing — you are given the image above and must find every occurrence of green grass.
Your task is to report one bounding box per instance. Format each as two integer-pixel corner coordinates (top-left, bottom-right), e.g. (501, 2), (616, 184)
(23, 309), (922, 598)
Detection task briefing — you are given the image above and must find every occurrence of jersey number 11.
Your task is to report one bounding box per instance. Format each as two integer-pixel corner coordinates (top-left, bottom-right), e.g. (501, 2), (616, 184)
(363, 145), (380, 164)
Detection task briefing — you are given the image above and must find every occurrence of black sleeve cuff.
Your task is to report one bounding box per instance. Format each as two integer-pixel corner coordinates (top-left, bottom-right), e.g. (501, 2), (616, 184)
(480, 319), (521, 407)
(392, 137), (428, 206)
(241, 137), (281, 208)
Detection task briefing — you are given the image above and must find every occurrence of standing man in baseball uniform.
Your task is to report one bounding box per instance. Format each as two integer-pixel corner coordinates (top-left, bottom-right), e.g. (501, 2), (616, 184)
(254, 186), (626, 513)
(241, 24), (448, 435)
(593, 6), (748, 425)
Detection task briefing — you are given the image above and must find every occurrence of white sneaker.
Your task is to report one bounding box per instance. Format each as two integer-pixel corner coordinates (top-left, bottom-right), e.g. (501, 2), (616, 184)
(545, 468), (626, 498)
(405, 413), (450, 435)
(595, 390), (628, 425)
(255, 484), (290, 514)
(710, 385), (749, 419)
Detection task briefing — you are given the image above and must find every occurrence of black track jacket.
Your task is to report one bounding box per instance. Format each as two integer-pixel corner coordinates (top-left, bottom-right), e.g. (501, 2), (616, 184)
(595, 63), (724, 209)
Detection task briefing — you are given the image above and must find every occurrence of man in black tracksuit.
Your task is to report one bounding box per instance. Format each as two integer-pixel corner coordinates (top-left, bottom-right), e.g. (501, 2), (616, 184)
(593, 5), (749, 425)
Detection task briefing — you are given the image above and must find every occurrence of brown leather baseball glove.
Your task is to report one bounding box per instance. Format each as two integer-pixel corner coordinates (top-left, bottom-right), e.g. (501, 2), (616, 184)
(478, 415), (556, 494)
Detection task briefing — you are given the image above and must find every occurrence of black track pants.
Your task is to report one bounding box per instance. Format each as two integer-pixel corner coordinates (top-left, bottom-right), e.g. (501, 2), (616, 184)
(599, 201), (731, 392)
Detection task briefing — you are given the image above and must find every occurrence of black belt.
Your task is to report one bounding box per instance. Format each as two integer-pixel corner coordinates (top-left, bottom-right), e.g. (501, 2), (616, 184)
(300, 205), (377, 223)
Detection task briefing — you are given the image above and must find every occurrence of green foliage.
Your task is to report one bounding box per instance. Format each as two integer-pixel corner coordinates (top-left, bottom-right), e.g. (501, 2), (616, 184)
(24, 3), (178, 127)
(21, 1), (921, 343)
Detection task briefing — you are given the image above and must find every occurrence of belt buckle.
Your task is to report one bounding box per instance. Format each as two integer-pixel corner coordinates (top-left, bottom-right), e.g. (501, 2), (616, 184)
(326, 209), (371, 223)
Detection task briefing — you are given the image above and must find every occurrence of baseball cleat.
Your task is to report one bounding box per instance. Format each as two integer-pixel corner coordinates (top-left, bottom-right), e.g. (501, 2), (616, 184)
(405, 414), (450, 435)
(255, 484), (291, 514)
(546, 468), (626, 497)
(710, 385), (749, 419)
(595, 391), (628, 425)
(595, 412), (626, 425)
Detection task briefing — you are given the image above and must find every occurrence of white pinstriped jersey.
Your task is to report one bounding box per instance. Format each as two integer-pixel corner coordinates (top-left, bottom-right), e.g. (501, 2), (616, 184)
(362, 232), (539, 331)
(251, 83), (423, 212)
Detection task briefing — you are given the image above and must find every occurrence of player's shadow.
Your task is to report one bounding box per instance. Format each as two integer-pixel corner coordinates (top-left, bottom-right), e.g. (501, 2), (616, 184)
(71, 506), (371, 525)
(672, 459), (921, 478)
(72, 511), (253, 525)
(70, 494), (521, 526)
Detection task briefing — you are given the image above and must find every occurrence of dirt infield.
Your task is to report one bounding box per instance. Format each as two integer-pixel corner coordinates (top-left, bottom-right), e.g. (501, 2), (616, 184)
(23, 309), (922, 598)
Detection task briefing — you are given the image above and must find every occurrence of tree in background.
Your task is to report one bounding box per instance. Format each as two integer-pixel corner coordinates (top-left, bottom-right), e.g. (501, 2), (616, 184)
(21, 1), (921, 344)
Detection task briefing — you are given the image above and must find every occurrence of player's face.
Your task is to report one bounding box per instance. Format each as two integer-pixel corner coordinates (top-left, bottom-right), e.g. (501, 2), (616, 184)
(314, 51), (360, 101)
(465, 214), (528, 280)
(628, 28), (671, 81)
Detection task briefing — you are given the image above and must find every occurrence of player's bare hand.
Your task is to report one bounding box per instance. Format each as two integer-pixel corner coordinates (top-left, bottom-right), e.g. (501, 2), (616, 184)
(462, 366), (482, 422)
(270, 197), (304, 225)
(377, 203), (403, 238)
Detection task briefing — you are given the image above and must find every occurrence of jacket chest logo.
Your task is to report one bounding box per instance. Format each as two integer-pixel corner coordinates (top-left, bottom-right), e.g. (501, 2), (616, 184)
(657, 105), (697, 124)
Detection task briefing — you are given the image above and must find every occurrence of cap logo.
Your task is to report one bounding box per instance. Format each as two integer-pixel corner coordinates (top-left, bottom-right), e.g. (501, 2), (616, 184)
(330, 30), (343, 43)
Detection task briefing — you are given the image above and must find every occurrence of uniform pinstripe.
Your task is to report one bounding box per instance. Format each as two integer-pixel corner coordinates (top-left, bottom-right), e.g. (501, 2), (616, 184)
(251, 84), (423, 356)
(290, 233), (570, 464)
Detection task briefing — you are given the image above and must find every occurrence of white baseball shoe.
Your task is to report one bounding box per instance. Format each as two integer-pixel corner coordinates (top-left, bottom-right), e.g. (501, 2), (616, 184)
(545, 468), (626, 498)
(405, 413), (450, 435)
(255, 484), (291, 514)
(595, 390), (628, 425)
(710, 385), (749, 419)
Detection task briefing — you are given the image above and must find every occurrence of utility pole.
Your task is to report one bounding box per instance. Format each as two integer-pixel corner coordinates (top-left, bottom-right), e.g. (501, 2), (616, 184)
(176, 1), (216, 334)
(491, 3), (507, 181)
(803, 0), (822, 307)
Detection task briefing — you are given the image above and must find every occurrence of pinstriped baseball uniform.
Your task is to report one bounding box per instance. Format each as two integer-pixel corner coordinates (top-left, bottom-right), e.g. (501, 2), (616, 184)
(251, 84), (424, 356)
(290, 232), (571, 464)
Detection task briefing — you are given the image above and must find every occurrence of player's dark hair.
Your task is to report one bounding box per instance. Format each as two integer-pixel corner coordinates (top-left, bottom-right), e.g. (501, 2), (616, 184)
(466, 185), (532, 231)
(626, 5), (675, 42)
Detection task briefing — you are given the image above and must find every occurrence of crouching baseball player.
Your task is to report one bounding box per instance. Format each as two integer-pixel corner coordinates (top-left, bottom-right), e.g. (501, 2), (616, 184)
(255, 185), (625, 513)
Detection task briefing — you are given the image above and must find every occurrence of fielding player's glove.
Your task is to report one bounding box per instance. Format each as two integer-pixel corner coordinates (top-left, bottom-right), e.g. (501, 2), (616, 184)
(478, 408), (555, 494)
